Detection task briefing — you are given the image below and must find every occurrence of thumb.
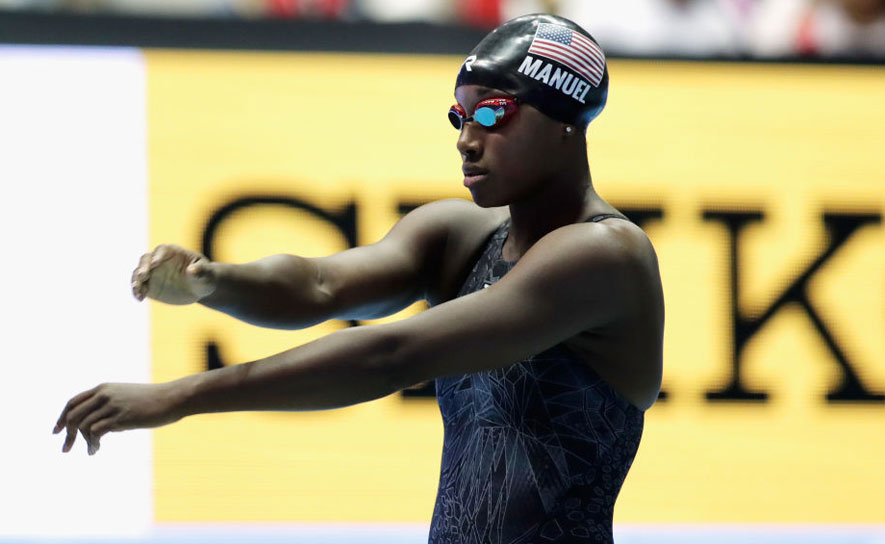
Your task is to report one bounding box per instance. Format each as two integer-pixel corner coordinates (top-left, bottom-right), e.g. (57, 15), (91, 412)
(185, 260), (217, 299)
(186, 260), (212, 279)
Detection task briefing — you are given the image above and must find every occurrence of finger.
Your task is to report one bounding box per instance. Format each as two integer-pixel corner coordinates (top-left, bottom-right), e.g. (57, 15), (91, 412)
(149, 245), (174, 269)
(90, 416), (117, 438)
(134, 279), (149, 301)
(186, 259), (205, 277)
(63, 421), (79, 453)
(132, 253), (152, 300)
(186, 259), (214, 283)
(87, 416), (120, 455)
(60, 394), (109, 453)
(79, 406), (115, 455)
(132, 253), (151, 283)
(79, 404), (114, 446)
(54, 388), (96, 434)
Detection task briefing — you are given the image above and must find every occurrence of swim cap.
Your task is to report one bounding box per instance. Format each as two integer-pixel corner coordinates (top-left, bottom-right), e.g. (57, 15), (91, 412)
(456, 13), (608, 129)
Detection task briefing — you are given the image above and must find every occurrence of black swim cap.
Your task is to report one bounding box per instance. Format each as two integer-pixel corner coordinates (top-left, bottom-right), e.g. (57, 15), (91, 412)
(456, 14), (608, 129)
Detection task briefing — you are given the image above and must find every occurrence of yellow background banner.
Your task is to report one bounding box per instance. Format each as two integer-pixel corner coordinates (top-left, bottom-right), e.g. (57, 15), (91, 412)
(147, 51), (885, 523)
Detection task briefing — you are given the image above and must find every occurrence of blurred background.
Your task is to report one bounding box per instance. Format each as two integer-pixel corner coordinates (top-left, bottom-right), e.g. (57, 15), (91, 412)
(0, 2), (883, 544)
(1, 0), (885, 58)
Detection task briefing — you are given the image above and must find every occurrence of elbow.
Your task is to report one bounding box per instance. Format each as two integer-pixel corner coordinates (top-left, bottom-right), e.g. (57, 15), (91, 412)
(261, 257), (335, 329)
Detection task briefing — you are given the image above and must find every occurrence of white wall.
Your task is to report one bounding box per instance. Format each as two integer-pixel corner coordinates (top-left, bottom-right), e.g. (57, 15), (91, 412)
(0, 45), (151, 537)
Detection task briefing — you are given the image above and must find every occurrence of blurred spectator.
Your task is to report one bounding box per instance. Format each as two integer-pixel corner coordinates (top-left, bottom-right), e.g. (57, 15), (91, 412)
(0, 0), (57, 8)
(4, 0), (885, 59)
(354, 0), (500, 27)
(501, 0), (559, 25)
(55, 0), (264, 17)
(353, 0), (452, 23)
(266, 0), (349, 19)
(751, 0), (885, 58)
(548, 0), (753, 57)
(455, 0), (500, 27)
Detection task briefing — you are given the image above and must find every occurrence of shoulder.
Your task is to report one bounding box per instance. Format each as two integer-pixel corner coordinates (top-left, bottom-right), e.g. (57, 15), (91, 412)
(530, 218), (658, 273)
(395, 199), (509, 258)
(398, 198), (505, 232)
(515, 219), (662, 324)
(379, 199), (499, 249)
(383, 199), (506, 303)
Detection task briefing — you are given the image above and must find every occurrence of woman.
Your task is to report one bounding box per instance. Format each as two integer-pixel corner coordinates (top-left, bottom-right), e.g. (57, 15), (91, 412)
(55, 14), (664, 543)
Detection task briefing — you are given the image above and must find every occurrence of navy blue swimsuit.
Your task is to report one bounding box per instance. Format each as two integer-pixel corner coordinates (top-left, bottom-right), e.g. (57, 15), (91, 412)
(429, 216), (644, 544)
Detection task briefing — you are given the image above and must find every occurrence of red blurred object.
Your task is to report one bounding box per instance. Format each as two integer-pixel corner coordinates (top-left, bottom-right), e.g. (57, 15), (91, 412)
(795, 7), (818, 56)
(319, 0), (348, 17)
(268, 0), (348, 18)
(457, 0), (502, 28)
(268, 0), (297, 17)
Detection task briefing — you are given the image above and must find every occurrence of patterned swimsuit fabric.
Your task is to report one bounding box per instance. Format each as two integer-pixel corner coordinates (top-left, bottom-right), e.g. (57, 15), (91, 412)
(429, 217), (644, 544)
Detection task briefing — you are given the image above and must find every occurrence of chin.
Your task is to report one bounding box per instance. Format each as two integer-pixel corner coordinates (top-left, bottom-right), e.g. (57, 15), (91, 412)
(468, 189), (509, 208)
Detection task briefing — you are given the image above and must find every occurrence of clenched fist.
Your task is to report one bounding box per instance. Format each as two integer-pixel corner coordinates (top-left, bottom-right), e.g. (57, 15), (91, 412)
(131, 244), (217, 304)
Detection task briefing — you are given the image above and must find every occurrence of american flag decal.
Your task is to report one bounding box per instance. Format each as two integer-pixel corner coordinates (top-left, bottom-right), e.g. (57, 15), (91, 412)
(527, 23), (605, 87)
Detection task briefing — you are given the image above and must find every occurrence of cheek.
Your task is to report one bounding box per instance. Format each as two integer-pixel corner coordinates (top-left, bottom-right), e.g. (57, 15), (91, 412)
(497, 135), (556, 180)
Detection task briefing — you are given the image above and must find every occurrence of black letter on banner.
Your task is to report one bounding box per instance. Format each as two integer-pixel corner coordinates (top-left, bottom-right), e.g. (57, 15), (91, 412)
(201, 195), (358, 371)
(703, 210), (884, 403)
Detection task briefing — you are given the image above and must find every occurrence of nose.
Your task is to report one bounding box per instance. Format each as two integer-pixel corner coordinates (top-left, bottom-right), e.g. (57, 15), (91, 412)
(456, 122), (483, 162)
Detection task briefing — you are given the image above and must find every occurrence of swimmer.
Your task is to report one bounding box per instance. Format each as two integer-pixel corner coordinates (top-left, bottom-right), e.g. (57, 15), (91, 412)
(55, 14), (664, 544)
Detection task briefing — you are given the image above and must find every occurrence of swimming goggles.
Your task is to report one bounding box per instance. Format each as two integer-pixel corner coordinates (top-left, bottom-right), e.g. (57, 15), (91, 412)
(448, 97), (518, 130)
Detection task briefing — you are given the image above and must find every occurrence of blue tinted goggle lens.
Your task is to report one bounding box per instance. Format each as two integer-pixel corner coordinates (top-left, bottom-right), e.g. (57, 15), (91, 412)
(473, 106), (500, 127)
(448, 98), (516, 130)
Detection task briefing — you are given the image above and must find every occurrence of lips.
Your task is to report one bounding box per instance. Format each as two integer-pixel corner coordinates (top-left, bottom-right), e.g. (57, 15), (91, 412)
(462, 166), (489, 188)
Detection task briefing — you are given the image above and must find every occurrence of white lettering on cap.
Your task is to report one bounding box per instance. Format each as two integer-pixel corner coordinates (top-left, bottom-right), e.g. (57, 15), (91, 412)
(516, 55), (590, 104)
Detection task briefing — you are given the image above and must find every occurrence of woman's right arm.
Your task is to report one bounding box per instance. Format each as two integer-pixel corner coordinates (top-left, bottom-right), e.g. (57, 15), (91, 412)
(130, 199), (490, 329)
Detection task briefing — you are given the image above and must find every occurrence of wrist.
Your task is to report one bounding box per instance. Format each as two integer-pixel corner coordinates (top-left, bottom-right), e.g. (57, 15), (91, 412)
(196, 261), (227, 304)
(161, 375), (200, 420)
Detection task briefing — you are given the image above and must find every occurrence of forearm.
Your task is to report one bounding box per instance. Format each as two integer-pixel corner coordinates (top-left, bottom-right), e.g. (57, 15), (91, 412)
(170, 325), (404, 416)
(52, 324), (409, 455)
(199, 254), (334, 329)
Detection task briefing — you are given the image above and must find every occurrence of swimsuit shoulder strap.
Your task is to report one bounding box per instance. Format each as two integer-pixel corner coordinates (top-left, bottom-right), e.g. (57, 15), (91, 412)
(587, 213), (630, 223)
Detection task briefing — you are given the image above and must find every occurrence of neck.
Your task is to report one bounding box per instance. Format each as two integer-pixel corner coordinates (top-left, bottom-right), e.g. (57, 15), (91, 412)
(504, 156), (607, 261)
